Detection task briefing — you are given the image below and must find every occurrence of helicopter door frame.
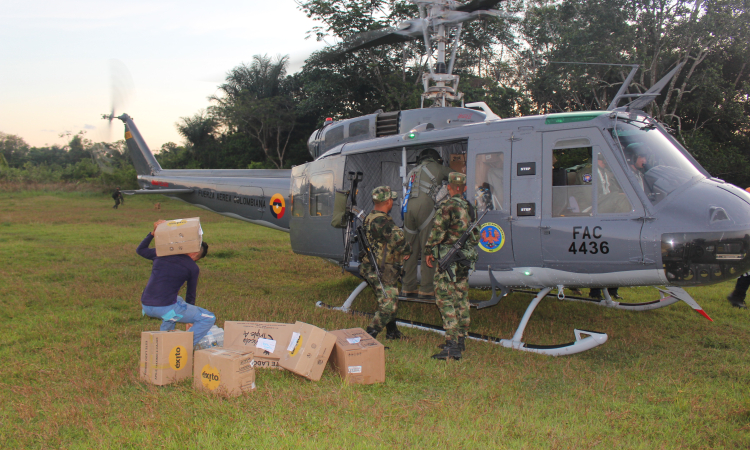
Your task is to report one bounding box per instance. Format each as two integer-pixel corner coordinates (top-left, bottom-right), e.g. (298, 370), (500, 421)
(467, 133), (514, 270)
(540, 128), (646, 278)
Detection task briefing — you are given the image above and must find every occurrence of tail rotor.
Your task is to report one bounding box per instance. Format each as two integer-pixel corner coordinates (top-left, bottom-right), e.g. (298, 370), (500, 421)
(101, 59), (133, 141)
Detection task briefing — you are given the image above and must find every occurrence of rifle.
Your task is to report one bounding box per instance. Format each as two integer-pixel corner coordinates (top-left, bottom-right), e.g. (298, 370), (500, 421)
(437, 206), (489, 279)
(351, 205), (389, 298)
(341, 171), (363, 270)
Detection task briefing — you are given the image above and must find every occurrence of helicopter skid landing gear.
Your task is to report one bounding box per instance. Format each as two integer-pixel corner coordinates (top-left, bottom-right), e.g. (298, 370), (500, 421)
(524, 286), (711, 318)
(499, 287), (609, 356)
(328, 281), (368, 312)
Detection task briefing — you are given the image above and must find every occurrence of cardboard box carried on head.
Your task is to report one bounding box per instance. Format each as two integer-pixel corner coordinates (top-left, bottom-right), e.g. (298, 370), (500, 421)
(193, 348), (256, 397)
(223, 321), (296, 370)
(279, 321), (337, 381)
(329, 328), (385, 385)
(140, 330), (193, 386)
(154, 217), (203, 256)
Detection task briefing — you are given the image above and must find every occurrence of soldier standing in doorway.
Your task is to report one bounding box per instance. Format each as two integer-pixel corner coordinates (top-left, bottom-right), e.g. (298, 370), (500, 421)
(425, 172), (480, 360)
(361, 186), (412, 339)
(402, 148), (452, 299)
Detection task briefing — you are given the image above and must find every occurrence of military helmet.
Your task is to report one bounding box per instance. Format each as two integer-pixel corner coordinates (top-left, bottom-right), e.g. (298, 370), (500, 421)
(625, 142), (651, 164)
(372, 185), (398, 203)
(418, 148), (443, 164)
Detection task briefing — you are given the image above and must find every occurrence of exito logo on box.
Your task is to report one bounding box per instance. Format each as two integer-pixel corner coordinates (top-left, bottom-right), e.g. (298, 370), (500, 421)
(169, 345), (186, 370)
(201, 365), (221, 390)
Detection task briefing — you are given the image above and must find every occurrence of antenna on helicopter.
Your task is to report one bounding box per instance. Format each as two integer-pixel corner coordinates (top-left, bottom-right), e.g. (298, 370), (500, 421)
(333, 0), (512, 108)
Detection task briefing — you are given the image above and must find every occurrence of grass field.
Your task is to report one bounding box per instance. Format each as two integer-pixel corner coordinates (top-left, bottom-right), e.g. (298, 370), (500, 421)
(2, 191), (750, 449)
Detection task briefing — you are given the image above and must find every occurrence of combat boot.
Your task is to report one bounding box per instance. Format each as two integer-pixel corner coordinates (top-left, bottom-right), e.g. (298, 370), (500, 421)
(727, 294), (747, 309)
(438, 336), (466, 351)
(385, 321), (403, 340)
(431, 340), (462, 360)
(366, 326), (381, 338)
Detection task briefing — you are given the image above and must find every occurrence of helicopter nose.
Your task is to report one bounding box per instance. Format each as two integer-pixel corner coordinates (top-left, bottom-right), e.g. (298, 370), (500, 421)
(660, 179), (750, 286)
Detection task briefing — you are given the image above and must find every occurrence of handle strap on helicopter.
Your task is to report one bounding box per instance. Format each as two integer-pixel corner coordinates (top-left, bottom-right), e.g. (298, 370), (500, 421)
(437, 206), (488, 279)
(352, 206), (389, 298)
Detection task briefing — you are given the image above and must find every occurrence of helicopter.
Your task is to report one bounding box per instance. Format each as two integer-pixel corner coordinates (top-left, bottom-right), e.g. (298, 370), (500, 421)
(111, 0), (750, 356)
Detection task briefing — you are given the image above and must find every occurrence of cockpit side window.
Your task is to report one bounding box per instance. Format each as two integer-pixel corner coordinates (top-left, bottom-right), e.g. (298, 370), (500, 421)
(475, 152), (505, 211)
(551, 146), (593, 217)
(611, 118), (704, 204)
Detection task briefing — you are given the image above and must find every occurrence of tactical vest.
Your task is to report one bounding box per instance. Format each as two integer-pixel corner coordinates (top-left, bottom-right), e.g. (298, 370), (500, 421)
(404, 160), (443, 201)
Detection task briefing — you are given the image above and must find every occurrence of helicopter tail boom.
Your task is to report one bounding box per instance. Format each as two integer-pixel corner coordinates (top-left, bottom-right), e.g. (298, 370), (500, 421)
(117, 113), (162, 177)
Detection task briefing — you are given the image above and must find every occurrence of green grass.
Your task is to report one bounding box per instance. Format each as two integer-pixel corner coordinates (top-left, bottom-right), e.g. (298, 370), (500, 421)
(1, 191), (750, 449)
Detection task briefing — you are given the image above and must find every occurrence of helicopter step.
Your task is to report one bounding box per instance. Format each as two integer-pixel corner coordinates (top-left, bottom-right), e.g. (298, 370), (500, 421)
(336, 276), (507, 312)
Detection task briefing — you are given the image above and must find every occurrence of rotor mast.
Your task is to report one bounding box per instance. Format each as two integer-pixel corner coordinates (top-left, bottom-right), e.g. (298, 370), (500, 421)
(419, 0), (463, 107)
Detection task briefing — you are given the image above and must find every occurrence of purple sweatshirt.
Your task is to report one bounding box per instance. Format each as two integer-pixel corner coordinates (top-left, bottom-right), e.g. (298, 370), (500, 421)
(136, 233), (200, 306)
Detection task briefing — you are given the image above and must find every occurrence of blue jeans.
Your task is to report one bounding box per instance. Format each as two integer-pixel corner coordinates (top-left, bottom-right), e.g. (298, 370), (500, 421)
(142, 296), (216, 346)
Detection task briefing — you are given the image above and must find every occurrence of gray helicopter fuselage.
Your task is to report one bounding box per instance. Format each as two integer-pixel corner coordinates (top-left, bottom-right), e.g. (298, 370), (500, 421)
(121, 108), (750, 291)
(292, 108), (750, 289)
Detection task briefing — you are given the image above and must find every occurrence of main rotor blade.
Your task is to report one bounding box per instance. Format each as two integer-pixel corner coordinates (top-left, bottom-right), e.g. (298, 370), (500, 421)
(345, 27), (415, 53)
(455, 0), (505, 13)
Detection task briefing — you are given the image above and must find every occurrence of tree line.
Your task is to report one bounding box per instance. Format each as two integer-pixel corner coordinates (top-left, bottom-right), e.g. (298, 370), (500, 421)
(2, 0), (748, 187)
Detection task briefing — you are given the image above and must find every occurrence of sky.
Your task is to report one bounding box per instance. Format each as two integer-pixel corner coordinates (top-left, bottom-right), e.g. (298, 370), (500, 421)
(0, 0), (328, 149)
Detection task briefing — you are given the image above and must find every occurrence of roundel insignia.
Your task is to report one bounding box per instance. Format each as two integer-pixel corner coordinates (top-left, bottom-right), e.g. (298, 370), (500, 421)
(479, 222), (505, 253)
(583, 173), (592, 183)
(270, 193), (285, 219)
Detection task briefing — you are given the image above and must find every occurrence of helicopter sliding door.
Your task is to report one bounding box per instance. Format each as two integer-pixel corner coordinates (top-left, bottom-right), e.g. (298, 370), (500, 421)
(289, 156), (347, 259)
(540, 129), (645, 277)
(467, 133), (514, 270)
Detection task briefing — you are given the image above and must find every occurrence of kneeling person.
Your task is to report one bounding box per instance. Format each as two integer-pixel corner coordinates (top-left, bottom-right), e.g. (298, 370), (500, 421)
(137, 220), (215, 347)
(361, 186), (411, 339)
(425, 172), (480, 360)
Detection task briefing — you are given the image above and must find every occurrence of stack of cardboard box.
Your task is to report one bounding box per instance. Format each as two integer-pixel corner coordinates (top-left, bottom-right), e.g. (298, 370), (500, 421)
(140, 321), (386, 395)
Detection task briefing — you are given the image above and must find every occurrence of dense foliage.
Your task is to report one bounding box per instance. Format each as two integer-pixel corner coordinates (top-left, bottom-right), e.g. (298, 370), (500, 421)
(0, 132), (138, 189)
(2, 0), (747, 186)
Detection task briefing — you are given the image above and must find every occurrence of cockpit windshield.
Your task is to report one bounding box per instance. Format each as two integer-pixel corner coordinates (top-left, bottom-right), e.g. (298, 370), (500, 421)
(610, 116), (704, 205)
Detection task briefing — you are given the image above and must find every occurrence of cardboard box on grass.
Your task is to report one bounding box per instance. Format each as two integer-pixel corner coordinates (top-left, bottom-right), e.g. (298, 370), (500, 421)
(193, 348), (256, 397)
(329, 328), (385, 385)
(279, 321), (337, 381)
(224, 321), (296, 370)
(140, 330), (193, 386)
(154, 217), (203, 256)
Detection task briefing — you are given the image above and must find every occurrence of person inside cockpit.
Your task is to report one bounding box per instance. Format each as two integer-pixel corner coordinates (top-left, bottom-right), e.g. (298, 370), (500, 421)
(625, 143), (652, 195)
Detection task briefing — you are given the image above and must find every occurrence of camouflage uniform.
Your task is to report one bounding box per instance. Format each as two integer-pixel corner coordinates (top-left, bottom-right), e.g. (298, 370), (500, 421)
(360, 186), (412, 331)
(424, 174), (480, 343)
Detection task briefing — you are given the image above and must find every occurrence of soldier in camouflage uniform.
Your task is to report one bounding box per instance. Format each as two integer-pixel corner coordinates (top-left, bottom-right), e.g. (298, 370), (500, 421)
(360, 186), (412, 339)
(425, 172), (480, 360)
